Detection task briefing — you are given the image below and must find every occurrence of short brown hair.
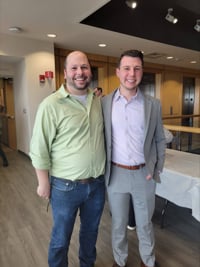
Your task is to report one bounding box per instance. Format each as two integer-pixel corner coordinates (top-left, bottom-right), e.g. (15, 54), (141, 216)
(117, 49), (144, 68)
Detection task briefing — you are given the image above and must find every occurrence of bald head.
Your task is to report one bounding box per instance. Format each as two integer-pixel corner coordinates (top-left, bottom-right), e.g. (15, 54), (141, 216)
(65, 51), (90, 68)
(64, 51), (92, 95)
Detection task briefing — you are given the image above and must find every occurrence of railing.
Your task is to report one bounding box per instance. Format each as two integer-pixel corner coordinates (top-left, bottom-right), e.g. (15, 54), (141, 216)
(162, 114), (200, 152)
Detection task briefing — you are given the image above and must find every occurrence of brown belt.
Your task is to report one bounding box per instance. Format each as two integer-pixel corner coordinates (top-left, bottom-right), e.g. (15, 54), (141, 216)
(52, 176), (103, 185)
(111, 161), (145, 170)
(76, 177), (95, 184)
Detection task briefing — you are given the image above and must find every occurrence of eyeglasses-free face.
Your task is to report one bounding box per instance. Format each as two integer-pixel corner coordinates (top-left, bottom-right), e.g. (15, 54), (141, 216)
(116, 56), (143, 93)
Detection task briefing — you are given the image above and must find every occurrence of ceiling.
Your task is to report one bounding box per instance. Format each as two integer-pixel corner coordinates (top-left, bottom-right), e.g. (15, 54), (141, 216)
(0, 0), (200, 73)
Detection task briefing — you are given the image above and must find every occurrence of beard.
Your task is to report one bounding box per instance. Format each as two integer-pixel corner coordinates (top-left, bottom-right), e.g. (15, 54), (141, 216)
(67, 76), (91, 91)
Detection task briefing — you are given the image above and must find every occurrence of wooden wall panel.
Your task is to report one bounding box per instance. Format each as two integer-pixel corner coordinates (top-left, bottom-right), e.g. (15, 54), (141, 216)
(161, 72), (182, 124)
(55, 48), (200, 122)
(108, 64), (119, 94)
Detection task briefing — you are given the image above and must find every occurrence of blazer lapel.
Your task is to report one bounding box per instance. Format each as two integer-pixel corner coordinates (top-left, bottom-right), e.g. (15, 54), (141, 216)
(103, 90), (116, 146)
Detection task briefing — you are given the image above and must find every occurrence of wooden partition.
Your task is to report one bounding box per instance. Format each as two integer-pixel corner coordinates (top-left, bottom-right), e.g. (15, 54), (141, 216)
(55, 47), (200, 122)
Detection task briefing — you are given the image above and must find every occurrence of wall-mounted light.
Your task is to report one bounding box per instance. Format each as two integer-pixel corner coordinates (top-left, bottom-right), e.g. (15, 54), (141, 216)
(125, 0), (137, 9)
(39, 71), (53, 83)
(165, 8), (178, 24)
(194, 19), (200, 32)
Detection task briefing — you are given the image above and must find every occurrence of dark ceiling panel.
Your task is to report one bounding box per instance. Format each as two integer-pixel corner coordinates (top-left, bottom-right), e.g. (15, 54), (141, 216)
(81, 0), (200, 51)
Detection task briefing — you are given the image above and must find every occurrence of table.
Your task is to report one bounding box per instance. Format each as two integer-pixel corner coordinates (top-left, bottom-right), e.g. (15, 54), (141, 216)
(156, 149), (200, 225)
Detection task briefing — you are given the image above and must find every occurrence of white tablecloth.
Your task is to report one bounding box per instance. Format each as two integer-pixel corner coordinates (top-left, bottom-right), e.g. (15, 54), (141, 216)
(156, 149), (200, 222)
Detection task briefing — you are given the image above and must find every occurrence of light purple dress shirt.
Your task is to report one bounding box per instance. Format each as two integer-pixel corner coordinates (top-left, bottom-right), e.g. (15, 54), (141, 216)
(111, 89), (145, 165)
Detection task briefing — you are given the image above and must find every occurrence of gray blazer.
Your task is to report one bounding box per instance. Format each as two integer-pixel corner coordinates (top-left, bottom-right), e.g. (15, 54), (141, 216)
(101, 89), (166, 186)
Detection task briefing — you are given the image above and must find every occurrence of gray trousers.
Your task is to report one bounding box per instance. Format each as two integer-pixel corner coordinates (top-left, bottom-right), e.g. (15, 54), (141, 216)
(107, 164), (156, 267)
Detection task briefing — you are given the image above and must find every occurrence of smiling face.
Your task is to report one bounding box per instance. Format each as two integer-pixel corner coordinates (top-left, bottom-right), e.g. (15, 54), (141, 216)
(64, 51), (92, 95)
(116, 55), (143, 96)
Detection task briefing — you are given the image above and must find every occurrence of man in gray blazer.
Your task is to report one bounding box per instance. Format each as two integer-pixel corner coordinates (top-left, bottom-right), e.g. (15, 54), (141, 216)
(102, 50), (166, 267)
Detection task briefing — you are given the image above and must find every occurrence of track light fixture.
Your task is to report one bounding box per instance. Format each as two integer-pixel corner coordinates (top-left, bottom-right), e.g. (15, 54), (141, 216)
(194, 19), (200, 32)
(125, 0), (137, 9)
(165, 8), (178, 24)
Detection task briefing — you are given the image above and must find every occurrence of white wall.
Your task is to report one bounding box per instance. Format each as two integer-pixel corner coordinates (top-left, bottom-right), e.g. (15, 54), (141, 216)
(0, 33), (56, 154)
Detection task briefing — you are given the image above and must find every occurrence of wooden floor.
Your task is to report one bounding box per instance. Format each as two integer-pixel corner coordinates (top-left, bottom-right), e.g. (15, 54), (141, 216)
(0, 149), (199, 267)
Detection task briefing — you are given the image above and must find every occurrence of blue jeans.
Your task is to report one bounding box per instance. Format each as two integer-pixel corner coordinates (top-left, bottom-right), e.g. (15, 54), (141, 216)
(48, 175), (105, 267)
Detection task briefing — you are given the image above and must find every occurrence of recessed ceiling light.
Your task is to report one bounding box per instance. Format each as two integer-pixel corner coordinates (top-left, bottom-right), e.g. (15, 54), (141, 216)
(166, 56), (174, 59)
(190, 60), (197, 64)
(98, 43), (106, 47)
(9, 27), (22, 33)
(47, 33), (57, 38)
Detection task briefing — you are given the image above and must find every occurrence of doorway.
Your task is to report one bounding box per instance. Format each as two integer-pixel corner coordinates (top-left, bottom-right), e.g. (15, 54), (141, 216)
(0, 78), (17, 150)
(140, 72), (155, 97)
(182, 77), (195, 126)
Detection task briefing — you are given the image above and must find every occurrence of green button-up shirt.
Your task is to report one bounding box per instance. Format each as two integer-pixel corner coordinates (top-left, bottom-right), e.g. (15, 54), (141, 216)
(29, 85), (105, 180)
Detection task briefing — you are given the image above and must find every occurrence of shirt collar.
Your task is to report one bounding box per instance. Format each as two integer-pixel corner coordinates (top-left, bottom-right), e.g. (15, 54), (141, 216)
(56, 84), (70, 99)
(57, 84), (93, 99)
(114, 87), (142, 102)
